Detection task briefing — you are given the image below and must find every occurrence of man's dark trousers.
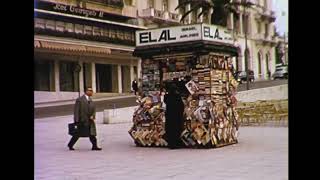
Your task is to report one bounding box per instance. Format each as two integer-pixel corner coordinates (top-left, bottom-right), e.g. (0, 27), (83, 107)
(68, 135), (98, 148)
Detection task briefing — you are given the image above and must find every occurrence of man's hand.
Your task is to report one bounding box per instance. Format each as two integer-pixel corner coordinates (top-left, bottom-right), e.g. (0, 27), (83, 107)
(90, 116), (95, 121)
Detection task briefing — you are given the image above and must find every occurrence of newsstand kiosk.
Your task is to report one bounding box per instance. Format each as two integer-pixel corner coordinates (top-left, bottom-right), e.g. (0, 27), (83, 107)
(128, 23), (240, 148)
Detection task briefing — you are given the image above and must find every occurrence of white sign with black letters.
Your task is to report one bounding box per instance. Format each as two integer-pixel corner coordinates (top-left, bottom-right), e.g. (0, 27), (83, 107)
(201, 24), (233, 44)
(135, 24), (234, 47)
(136, 24), (202, 46)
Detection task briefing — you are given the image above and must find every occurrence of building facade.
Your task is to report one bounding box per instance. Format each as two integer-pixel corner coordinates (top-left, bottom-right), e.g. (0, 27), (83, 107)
(135, 0), (278, 80)
(34, 0), (281, 104)
(34, 0), (145, 104)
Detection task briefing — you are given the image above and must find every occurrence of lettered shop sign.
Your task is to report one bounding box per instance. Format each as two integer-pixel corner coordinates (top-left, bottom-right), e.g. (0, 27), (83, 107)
(135, 24), (234, 47)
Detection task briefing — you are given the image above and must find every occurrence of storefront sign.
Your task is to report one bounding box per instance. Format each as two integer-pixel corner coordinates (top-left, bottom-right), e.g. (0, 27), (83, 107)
(202, 25), (233, 44)
(136, 24), (234, 47)
(35, 1), (119, 20)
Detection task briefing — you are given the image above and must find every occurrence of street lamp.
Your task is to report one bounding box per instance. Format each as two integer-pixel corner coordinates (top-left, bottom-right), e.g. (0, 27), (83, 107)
(73, 64), (82, 98)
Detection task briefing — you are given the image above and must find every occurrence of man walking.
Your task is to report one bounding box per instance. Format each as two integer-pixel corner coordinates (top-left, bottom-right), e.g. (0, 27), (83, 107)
(164, 83), (184, 149)
(67, 87), (102, 151)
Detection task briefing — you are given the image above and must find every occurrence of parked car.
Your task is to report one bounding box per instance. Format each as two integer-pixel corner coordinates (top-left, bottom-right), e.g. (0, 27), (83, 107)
(234, 70), (255, 84)
(272, 65), (288, 79)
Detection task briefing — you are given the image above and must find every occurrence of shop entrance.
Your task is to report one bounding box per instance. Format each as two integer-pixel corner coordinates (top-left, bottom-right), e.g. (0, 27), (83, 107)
(121, 65), (131, 93)
(95, 64), (113, 92)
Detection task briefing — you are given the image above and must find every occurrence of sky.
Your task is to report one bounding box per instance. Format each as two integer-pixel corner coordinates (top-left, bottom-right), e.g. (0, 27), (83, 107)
(272, 0), (288, 36)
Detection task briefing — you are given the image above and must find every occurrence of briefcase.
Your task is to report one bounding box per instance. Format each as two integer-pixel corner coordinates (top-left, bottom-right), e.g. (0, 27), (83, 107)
(68, 123), (79, 136)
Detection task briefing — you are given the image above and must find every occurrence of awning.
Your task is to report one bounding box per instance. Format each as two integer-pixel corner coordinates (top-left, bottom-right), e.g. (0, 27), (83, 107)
(35, 40), (111, 54)
(85, 46), (111, 54)
(133, 40), (239, 57)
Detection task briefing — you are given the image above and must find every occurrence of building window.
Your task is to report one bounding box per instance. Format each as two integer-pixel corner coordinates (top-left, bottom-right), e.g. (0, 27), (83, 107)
(266, 53), (270, 78)
(212, 6), (228, 26)
(109, 28), (116, 38)
(55, 21), (65, 32)
(35, 18), (45, 29)
(116, 29), (124, 40)
(65, 23), (74, 33)
(84, 26), (93, 35)
(45, 20), (55, 30)
(244, 15), (250, 35)
(93, 27), (101, 36)
(102, 28), (109, 38)
(265, 23), (269, 38)
(233, 16), (240, 34)
(162, 0), (168, 11)
(257, 21), (261, 34)
(258, 52), (262, 75)
(75, 24), (84, 34)
(59, 61), (79, 92)
(147, 0), (154, 8)
(34, 59), (55, 91)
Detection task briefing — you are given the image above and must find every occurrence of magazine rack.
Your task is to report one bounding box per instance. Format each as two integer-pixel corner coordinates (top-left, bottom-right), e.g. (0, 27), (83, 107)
(129, 23), (240, 148)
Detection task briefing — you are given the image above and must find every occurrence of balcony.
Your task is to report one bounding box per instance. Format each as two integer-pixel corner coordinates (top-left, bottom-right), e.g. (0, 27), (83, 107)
(138, 8), (181, 25)
(254, 34), (277, 46)
(255, 9), (276, 22)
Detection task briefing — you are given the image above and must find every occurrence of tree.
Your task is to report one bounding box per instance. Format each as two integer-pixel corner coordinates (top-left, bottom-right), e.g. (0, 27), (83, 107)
(175, 0), (242, 26)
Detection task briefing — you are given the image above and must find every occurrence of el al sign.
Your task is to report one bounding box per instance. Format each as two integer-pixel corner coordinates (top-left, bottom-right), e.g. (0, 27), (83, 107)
(135, 24), (234, 47)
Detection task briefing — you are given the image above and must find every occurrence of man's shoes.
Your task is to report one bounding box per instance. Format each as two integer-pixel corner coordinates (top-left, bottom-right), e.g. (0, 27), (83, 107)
(68, 146), (75, 151)
(92, 147), (102, 151)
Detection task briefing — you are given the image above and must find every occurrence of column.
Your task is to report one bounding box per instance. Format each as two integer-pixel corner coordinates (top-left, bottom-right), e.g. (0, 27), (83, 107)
(78, 61), (84, 94)
(239, 13), (243, 35)
(230, 13), (234, 30)
(54, 60), (60, 92)
(118, 65), (122, 93)
(186, 3), (191, 24)
(91, 62), (96, 92)
(197, 8), (203, 23)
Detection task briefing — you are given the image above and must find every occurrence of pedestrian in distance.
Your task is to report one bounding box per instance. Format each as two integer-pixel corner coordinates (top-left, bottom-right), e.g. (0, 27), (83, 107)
(132, 79), (138, 95)
(67, 87), (102, 151)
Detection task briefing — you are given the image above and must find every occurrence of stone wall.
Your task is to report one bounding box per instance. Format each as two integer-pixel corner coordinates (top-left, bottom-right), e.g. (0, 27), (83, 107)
(236, 85), (288, 102)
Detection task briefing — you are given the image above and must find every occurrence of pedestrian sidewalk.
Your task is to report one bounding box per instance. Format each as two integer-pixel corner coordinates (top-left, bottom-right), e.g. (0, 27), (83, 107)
(35, 94), (135, 108)
(35, 112), (288, 180)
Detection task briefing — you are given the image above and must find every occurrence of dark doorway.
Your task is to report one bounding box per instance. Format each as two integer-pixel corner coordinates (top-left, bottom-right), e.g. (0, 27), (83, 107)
(95, 64), (112, 92)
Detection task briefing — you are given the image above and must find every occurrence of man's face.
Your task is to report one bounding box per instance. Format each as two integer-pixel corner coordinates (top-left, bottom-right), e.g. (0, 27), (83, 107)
(86, 88), (93, 96)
